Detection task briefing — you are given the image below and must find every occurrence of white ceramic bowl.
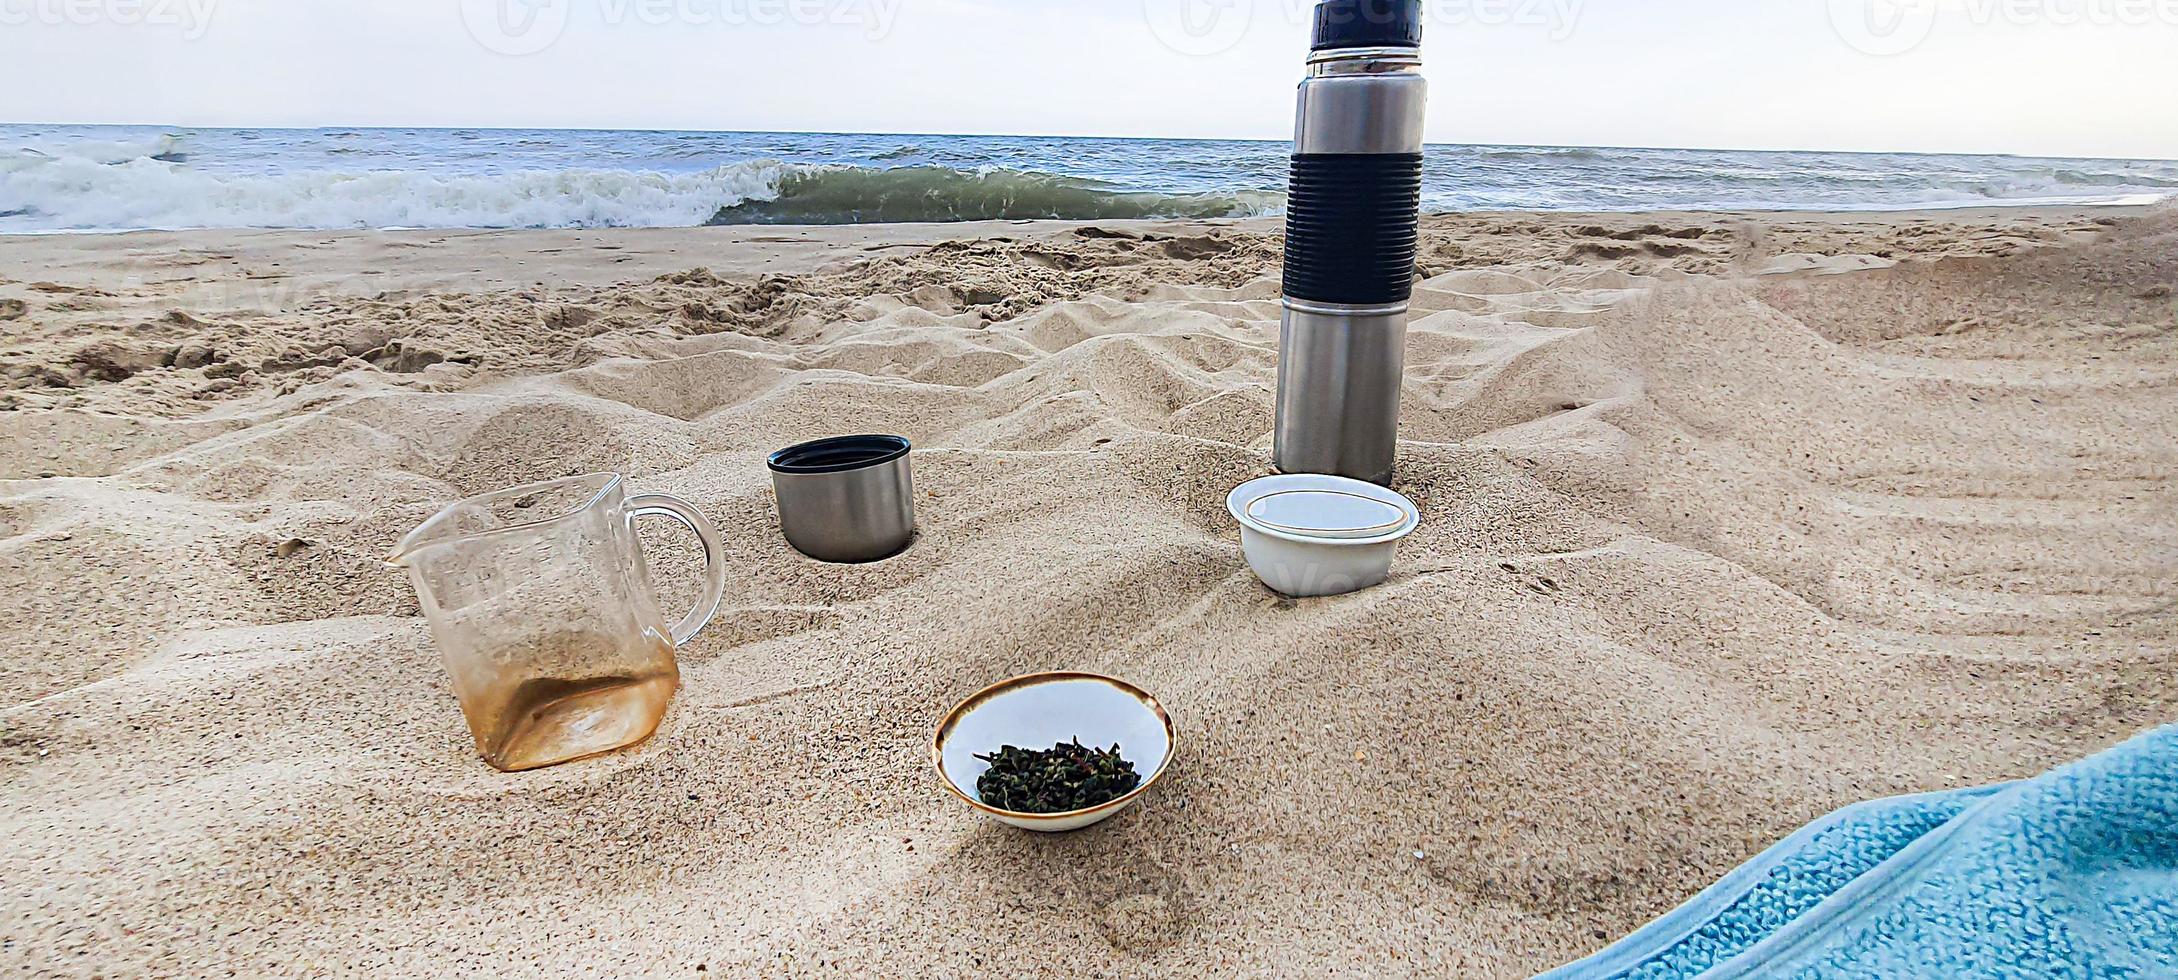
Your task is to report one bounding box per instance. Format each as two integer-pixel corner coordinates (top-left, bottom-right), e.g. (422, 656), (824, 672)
(1226, 474), (1421, 598)
(933, 673), (1175, 833)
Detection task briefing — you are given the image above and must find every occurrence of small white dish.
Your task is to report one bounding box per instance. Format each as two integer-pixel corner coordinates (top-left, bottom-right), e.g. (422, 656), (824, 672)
(933, 673), (1175, 833)
(1227, 474), (1421, 598)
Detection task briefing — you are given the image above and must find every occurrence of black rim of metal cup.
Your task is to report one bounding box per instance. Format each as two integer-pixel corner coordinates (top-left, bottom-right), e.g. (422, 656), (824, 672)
(766, 434), (912, 475)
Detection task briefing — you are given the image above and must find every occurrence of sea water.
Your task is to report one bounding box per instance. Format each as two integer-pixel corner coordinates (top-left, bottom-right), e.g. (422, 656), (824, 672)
(2, 124), (2173, 233)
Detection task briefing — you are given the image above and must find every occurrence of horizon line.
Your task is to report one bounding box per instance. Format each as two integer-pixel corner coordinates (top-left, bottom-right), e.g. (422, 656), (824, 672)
(5, 120), (2178, 165)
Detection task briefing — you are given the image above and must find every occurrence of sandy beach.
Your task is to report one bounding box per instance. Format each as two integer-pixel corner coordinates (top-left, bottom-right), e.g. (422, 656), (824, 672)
(3, 206), (2174, 976)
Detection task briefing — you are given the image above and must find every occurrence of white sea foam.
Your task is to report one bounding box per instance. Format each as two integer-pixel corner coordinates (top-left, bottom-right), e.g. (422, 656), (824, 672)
(0, 143), (793, 231)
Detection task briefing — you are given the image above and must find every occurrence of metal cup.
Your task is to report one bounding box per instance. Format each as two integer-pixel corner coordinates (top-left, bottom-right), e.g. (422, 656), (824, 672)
(768, 435), (916, 564)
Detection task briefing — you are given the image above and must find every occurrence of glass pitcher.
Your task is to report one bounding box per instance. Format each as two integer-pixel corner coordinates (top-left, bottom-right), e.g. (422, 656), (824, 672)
(388, 473), (726, 772)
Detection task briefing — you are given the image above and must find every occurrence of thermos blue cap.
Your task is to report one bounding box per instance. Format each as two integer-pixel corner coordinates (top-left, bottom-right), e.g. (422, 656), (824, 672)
(1311, 0), (1424, 50)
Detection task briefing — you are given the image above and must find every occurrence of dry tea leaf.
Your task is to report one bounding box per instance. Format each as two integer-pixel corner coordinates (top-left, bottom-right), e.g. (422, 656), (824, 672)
(974, 738), (1141, 814)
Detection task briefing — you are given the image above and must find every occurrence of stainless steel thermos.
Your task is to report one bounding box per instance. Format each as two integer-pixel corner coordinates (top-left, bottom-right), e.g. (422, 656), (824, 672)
(1274, 0), (1428, 487)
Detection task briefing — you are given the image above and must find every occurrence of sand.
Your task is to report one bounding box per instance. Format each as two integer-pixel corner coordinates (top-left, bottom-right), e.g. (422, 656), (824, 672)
(2, 206), (2174, 977)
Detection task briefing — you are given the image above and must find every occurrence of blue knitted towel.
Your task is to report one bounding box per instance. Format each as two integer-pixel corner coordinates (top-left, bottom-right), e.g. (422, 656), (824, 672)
(1539, 725), (2178, 979)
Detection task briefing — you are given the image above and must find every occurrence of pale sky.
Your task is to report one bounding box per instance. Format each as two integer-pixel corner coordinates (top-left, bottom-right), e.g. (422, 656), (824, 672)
(2, 0), (2175, 158)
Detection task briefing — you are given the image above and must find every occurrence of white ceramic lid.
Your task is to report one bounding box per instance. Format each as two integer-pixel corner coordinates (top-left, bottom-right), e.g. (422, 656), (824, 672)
(1244, 488), (1410, 540)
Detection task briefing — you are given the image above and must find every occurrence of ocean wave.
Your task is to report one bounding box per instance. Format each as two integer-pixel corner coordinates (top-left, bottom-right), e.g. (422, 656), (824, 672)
(706, 165), (1281, 225)
(2, 127), (2173, 232)
(2048, 168), (2178, 189)
(5, 131), (185, 167)
(0, 136), (1278, 231)
(0, 147), (790, 231)
(1469, 147), (1609, 163)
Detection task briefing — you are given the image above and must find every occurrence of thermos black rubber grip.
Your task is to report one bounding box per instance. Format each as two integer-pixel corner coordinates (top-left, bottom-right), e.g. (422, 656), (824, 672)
(1280, 152), (1424, 306)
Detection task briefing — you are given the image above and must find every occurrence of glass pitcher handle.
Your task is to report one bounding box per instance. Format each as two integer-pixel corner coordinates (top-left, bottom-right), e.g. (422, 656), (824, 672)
(626, 493), (728, 647)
